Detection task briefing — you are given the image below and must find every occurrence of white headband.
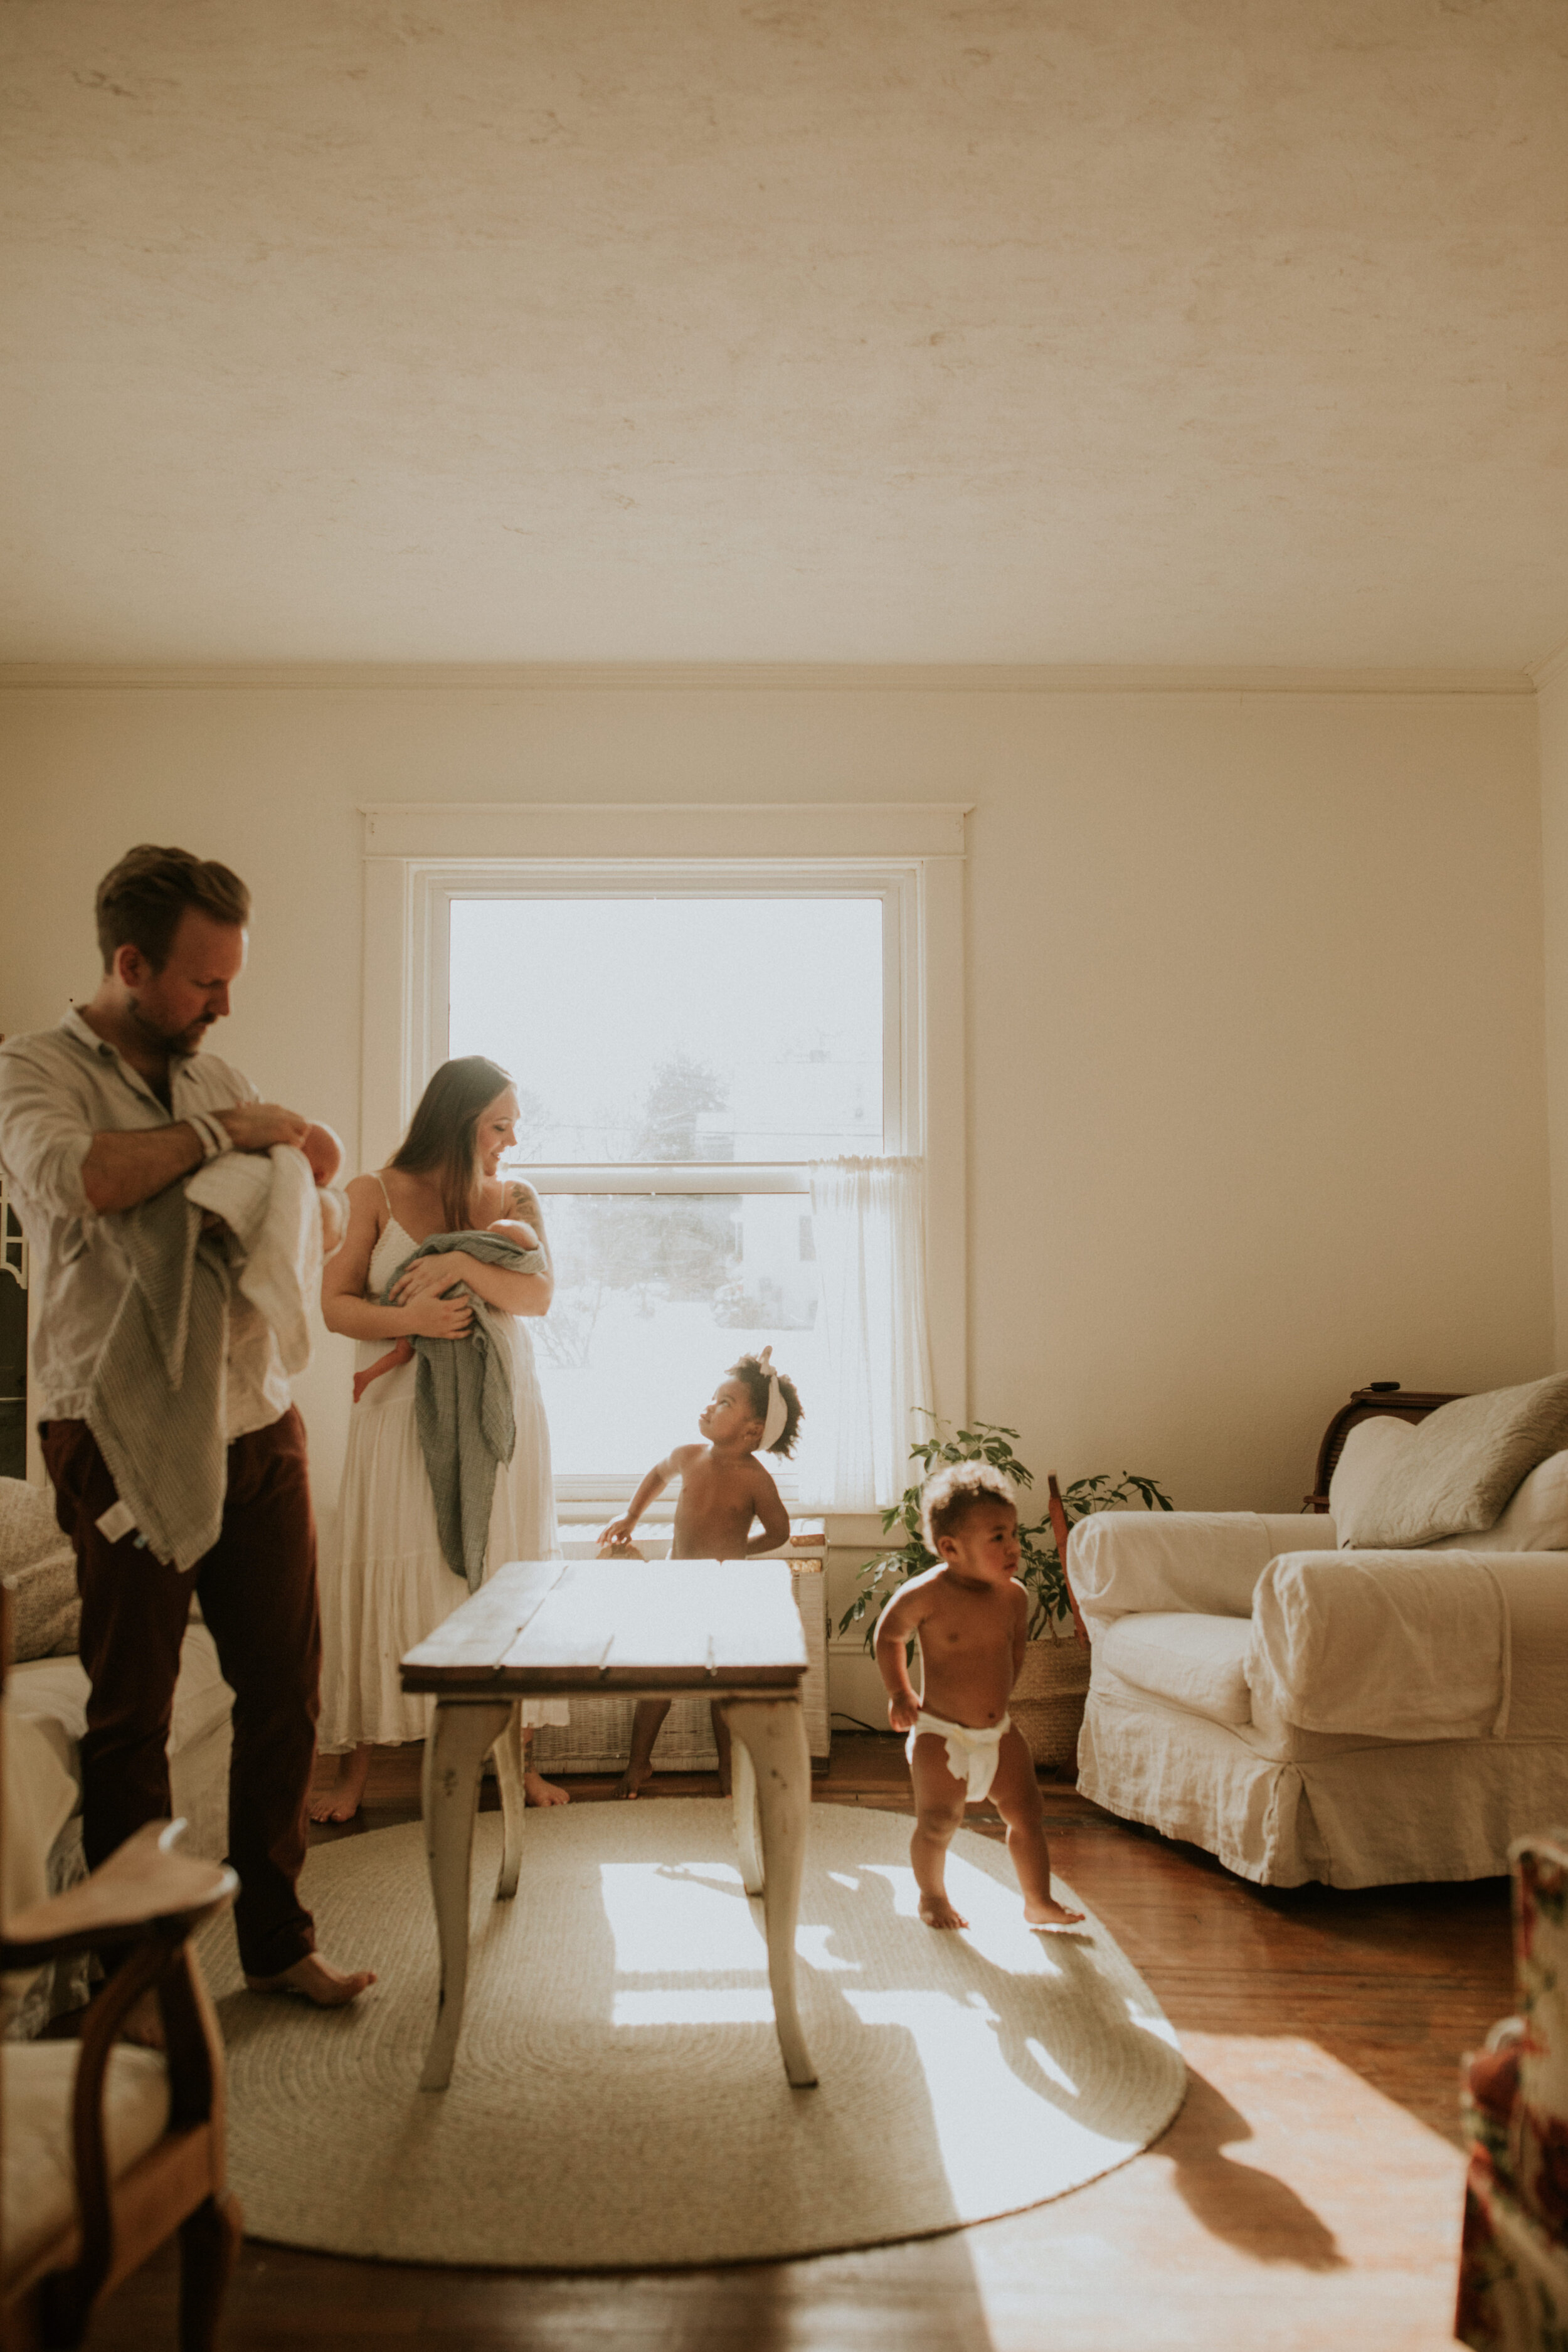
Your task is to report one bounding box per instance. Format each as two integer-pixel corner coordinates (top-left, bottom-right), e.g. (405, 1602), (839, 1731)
(758, 1346), (789, 1452)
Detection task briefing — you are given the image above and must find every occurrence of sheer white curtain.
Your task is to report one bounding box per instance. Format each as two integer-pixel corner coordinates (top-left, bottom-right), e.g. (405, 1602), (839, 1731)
(805, 1156), (935, 1511)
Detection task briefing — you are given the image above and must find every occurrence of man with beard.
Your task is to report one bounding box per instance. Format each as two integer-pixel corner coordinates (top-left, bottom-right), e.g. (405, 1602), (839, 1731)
(0, 844), (373, 2010)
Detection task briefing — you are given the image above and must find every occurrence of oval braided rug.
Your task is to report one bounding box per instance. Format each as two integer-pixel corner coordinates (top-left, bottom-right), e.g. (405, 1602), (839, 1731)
(203, 1801), (1184, 2269)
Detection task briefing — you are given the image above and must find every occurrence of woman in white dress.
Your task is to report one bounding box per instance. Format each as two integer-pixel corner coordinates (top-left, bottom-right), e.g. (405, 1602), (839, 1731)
(311, 1056), (568, 1823)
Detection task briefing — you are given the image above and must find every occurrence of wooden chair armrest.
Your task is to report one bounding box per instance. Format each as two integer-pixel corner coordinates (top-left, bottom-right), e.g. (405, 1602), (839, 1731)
(1, 1820), (236, 1968)
(37, 1902), (230, 2342)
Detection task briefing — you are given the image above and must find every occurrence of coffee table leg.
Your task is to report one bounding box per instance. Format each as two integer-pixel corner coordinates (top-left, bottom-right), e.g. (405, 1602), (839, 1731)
(492, 1703), (525, 1900)
(723, 1699), (817, 2089)
(731, 1733), (763, 1896)
(419, 1698), (513, 2092)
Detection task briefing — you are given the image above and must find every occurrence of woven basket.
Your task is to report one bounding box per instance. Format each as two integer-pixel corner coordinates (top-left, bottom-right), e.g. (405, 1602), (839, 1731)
(1010, 1633), (1091, 1777)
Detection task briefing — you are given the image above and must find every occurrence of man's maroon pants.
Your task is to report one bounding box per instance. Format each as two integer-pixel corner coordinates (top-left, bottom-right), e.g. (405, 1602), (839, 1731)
(43, 1408), (321, 1979)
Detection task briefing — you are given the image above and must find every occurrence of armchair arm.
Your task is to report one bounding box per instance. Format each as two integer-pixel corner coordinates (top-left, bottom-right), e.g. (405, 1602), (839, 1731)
(1, 1819), (236, 1969)
(1067, 1510), (1339, 1621)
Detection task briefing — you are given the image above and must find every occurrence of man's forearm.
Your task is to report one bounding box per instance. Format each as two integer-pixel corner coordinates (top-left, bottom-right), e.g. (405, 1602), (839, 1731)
(80, 1123), (205, 1214)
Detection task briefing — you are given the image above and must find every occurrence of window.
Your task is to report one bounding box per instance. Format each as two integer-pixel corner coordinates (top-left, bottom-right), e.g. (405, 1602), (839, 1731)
(359, 800), (969, 1518)
(438, 880), (904, 1501)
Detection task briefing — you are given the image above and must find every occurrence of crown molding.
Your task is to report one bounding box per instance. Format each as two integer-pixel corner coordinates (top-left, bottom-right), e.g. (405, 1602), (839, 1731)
(0, 659), (1540, 697)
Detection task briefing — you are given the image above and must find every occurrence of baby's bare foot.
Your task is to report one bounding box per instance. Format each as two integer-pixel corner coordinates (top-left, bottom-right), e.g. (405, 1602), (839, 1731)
(1024, 1897), (1088, 1932)
(918, 1892), (969, 1930)
(617, 1759), (654, 1799)
(525, 1769), (569, 1808)
(245, 1953), (376, 2006)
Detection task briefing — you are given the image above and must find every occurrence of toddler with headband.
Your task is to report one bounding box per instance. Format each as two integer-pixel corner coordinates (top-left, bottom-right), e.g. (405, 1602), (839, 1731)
(600, 1347), (803, 1798)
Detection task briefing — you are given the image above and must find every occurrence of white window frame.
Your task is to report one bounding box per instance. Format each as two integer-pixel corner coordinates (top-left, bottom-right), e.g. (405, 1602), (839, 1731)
(359, 802), (969, 1511)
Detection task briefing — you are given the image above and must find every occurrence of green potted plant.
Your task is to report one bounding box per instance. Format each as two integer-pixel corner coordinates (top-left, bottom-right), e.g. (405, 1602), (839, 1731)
(839, 1417), (1173, 1771)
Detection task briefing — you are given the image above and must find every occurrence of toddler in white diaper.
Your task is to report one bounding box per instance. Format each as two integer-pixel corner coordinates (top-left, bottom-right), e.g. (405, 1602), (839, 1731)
(874, 1461), (1085, 1933)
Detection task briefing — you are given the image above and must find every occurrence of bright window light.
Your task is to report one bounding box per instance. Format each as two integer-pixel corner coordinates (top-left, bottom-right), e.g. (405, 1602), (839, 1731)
(446, 894), (885, 1492)
(448, 897), (884, 1163)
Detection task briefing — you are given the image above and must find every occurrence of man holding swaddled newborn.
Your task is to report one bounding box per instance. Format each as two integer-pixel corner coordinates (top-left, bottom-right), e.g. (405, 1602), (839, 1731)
(0, 843), (374, 2010)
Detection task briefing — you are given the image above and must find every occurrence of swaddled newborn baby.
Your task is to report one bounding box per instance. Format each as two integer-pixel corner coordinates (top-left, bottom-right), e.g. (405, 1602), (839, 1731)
(301, 1125), (348, 1253)
(301, 1122), (344, 1188)
(349, 1205), (540, 1403)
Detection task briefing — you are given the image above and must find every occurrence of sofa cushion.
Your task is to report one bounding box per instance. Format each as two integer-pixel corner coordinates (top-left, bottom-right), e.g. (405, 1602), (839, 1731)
(1328, 1416), (1414, 1537)
(1092, 1612), (1253, 1726)
(1428, 1448), (1568, 1553)
(1, 2042), (170, 2289)
(0, 1477), (67, 1572)
(1332, 1374), (1568, 1549)
(8, 1626), (230, 1788)
(1, 1555), (79, 1662)
(0, 1477), (80, 1661)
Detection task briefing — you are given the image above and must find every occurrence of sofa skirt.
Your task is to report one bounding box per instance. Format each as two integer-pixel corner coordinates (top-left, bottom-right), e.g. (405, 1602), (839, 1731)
(1078, 1682), (1568, 1888)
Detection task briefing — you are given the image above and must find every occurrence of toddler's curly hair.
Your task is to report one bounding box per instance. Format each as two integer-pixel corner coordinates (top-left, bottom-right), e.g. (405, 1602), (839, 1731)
(727, 1354), (804, 1458)
(920, 1460), (1018, 1552)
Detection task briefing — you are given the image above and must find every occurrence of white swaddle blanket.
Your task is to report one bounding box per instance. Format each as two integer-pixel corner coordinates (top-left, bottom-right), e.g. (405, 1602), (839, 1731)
(906, 1709), (1011, 1802)
(187, 1143), (338, 1377)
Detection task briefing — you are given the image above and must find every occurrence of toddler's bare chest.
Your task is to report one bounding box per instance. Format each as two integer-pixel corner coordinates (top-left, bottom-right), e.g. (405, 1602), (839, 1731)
(677, 1463), (753, 1521)
(919, 1596), (1014, 1659)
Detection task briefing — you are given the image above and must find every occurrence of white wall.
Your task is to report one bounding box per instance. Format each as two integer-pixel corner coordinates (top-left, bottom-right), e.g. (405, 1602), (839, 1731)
(0, 675), (1550, 1549)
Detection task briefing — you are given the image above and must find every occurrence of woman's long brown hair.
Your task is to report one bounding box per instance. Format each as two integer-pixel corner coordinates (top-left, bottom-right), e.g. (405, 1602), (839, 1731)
(389, 1056), (514, 1236)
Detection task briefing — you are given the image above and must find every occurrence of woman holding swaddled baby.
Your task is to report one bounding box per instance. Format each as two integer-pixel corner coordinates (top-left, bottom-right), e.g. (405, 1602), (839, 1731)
(311, 1055), (567, 1823)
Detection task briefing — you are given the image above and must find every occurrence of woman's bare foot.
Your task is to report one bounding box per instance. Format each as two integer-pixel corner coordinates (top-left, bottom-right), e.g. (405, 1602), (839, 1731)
(617, 1758), (654, 1799)
(309, 1745), (372, 1824)
(1024, 1897), (1088, 1932)
(245, 1953), (377, 2005)
(918, 1891), (969, 1930)
(524, 1768), (569, 1807)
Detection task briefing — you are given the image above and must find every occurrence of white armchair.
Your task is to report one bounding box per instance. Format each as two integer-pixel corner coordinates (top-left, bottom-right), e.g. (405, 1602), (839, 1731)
(1069, 1396), (1568, 1888)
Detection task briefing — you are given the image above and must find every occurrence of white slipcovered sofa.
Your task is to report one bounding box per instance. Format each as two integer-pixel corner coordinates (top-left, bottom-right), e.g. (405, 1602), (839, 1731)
(1071, 1411), (1568, 1888)
(2, 1476), (233, 2034)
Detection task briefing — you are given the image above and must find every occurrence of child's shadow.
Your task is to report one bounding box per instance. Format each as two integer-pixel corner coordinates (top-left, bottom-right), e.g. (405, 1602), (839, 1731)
(665, 1857), (1343, 2274)
(1152, 2065), (1347, 2269)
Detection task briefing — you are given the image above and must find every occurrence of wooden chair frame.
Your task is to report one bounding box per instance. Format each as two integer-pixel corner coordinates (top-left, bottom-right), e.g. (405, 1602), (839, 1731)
(1045, 1474), (1091, 1648)
(3, 1587), (241, 2351)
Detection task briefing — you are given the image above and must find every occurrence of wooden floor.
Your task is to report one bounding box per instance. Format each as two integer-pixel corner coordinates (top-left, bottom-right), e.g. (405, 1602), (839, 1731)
(90, 1738), (1507, 2351)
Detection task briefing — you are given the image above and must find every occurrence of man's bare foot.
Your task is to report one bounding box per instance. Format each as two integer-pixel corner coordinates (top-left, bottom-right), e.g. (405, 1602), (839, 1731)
(1024, 1897), (1088, 1932)
(524, 1769), (569, 1807)
(918, 1892), (969, 1930)
(245, 1953), (377, 2005)
(617, 1759), (654, 1799)
(309, 1747), (371, 1825)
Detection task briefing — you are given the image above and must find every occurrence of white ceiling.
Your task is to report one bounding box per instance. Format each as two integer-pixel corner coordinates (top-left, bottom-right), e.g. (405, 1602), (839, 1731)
(3, 1), (1565, 669)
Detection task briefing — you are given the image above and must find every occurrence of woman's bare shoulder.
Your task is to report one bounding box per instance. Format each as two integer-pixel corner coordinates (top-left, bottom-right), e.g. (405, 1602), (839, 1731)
(475, 1175), (514, 1224)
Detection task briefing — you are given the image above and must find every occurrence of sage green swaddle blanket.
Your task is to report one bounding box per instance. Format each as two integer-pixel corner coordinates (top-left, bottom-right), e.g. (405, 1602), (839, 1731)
(380, 1229), (546, 1592)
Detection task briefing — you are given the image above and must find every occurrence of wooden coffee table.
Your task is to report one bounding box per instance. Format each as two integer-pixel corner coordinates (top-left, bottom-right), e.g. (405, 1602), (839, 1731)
(400, 1558), (817, 2094)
